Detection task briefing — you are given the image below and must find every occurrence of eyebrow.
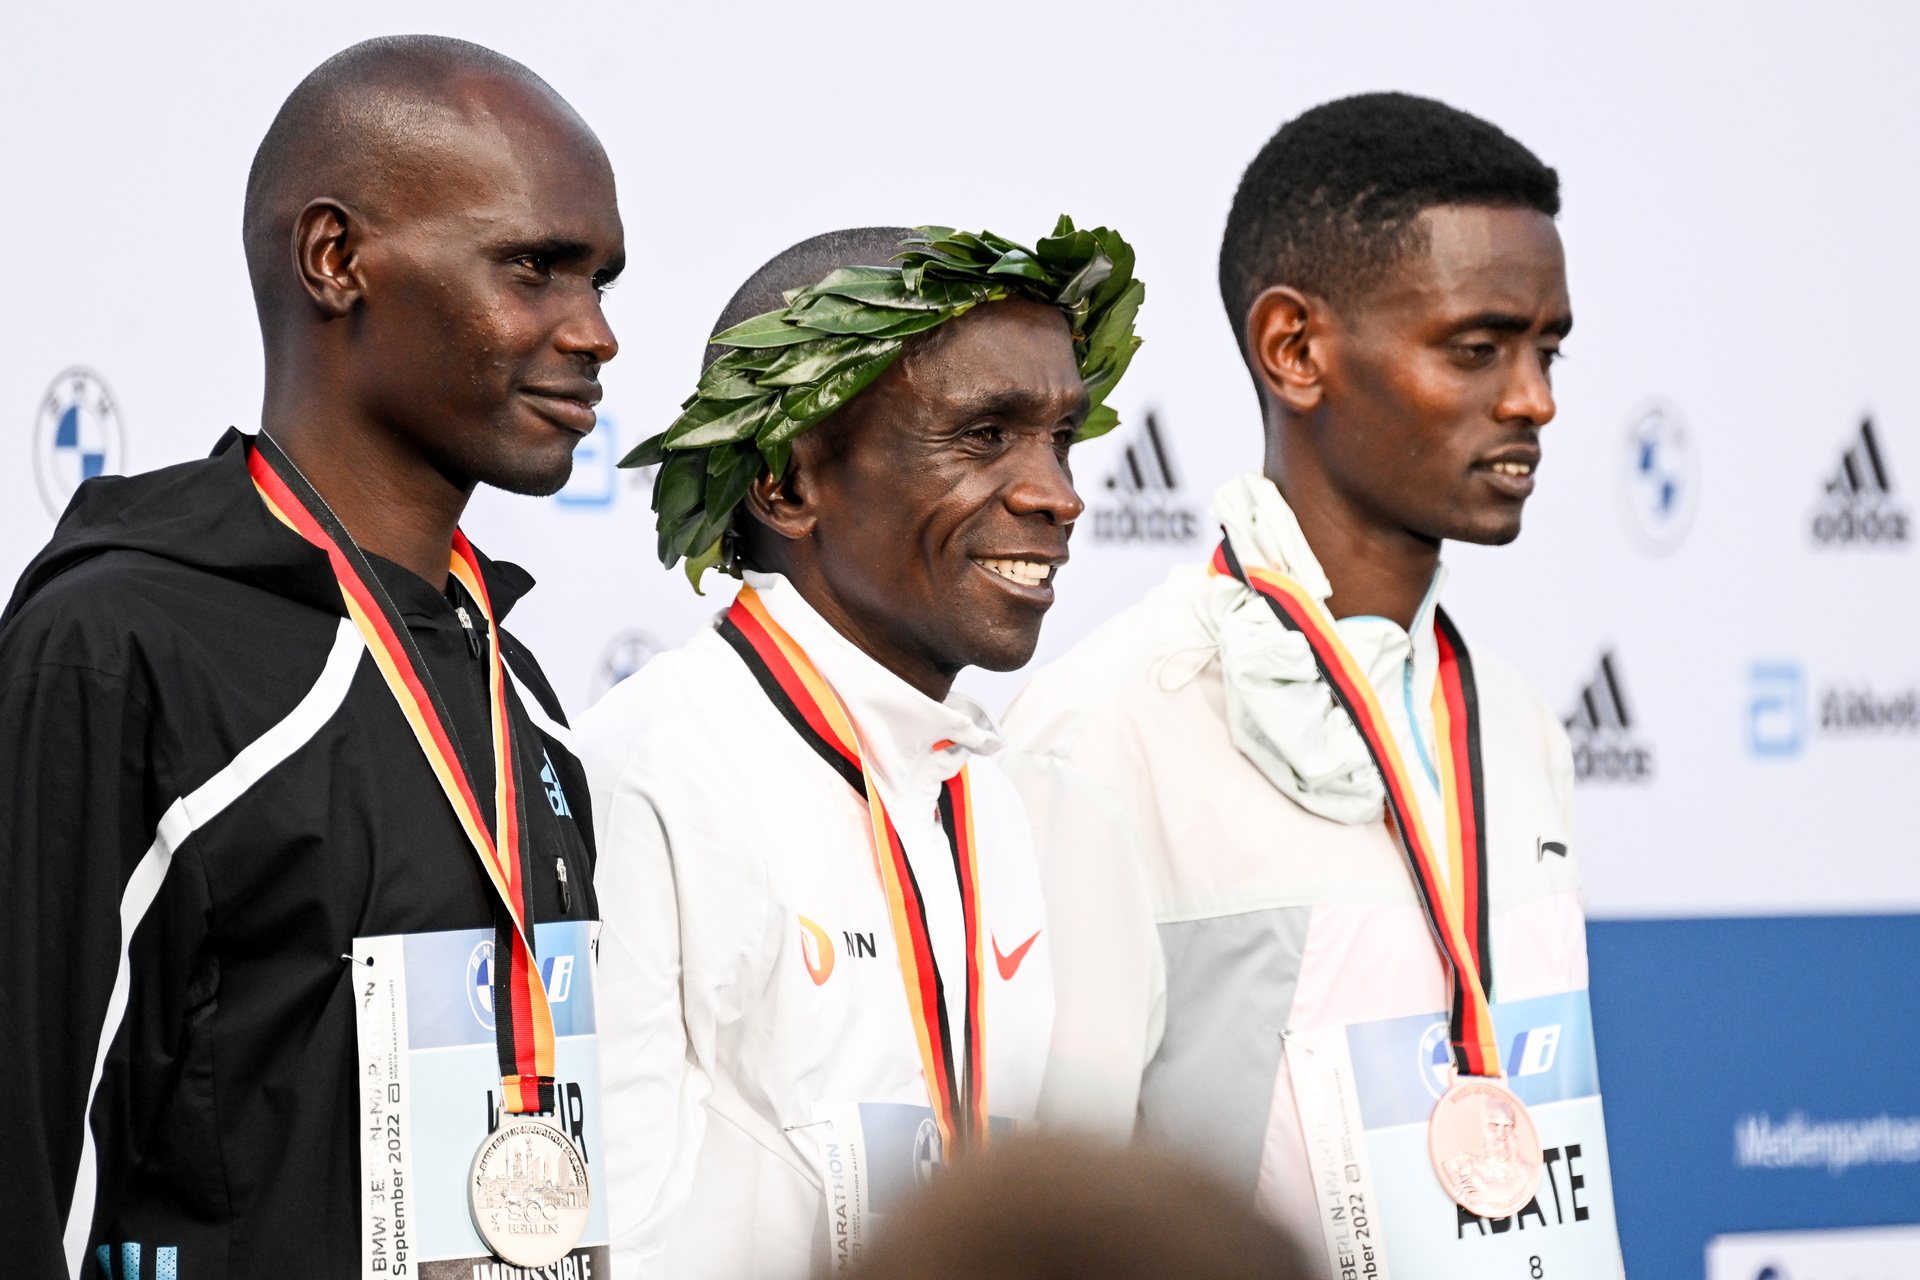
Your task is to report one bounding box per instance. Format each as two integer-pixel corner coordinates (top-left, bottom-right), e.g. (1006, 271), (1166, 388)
(498, 236), (625, 281)
(1453, 310), (1574, 338)
(950, 384), (1091, 424)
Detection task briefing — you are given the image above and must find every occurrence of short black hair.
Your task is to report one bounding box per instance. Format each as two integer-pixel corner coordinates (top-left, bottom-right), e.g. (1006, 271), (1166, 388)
(702, 226), (913, 370)
(1218, 92), (1560, 350)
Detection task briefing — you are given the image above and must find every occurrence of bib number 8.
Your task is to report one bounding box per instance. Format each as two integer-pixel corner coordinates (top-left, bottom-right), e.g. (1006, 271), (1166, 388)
(1529, 1258), (1543, 1279)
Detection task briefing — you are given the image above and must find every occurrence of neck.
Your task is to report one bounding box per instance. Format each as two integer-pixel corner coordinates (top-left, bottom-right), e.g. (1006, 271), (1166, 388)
(1265, 423), (1439, 632)
(262, 373), (473, 587)
(777, 565), (958, 703)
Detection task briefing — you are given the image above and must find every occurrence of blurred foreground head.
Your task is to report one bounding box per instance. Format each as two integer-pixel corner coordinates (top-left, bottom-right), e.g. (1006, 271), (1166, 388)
(855, 1137), (1310, 1280)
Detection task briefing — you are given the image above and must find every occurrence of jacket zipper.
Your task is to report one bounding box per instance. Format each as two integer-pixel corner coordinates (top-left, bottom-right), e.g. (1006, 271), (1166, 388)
(454, 605), (483, 660)
(555, 858), (572, 913)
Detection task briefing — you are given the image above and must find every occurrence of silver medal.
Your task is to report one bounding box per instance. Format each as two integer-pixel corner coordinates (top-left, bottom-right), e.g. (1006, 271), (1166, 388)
(468, 1117), (592, 1268)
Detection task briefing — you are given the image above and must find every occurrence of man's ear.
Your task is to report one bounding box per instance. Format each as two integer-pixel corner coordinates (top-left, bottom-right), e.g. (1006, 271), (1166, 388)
(1245, 286), (1329, 414)
(741, 441), (821, 544)
(292, 198), (366, 319)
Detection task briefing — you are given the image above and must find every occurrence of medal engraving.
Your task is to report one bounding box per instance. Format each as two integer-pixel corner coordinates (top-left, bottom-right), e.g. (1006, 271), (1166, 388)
(468, 1119), (591, 1267)
(1428, 1077), (1543, 1219)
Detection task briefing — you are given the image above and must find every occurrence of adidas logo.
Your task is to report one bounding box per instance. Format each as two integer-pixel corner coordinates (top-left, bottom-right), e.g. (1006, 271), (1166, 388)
(1564, 650), (1654, 784)
(1090, 409), (1201, 545)
(1811, 416), (1909, 547)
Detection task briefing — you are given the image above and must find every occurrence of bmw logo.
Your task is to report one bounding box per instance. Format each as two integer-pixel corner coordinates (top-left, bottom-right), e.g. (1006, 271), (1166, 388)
(34, 368), (125, 519)
(592, 630), (663, 701)
(1617, 397), (1699, 556)
(467, 939), (496, 1031)
(1415, 1020), (1453, 1099)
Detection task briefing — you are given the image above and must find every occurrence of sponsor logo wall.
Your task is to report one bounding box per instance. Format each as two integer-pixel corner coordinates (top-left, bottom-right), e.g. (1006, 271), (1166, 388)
(5, 8), (1916, 1277)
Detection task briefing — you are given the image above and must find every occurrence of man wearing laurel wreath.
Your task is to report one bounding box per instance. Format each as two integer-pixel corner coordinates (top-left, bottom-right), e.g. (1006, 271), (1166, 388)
(1003, 95), (1626, 1276)
(577, 224), (1142, 1278)
(0, 39), (618, 1279)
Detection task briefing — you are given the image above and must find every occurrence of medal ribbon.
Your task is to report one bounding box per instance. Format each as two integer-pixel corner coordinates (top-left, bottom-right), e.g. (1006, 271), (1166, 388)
(1211, 538), (1500, 1078)
(718, 585), (988, 1152)
(248, 435), (556, 1113)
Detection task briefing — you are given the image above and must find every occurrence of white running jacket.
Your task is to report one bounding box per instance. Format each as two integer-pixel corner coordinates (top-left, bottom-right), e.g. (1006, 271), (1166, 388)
(1003, 475), (1619, 1276)
(579, 572), (1052, 1280)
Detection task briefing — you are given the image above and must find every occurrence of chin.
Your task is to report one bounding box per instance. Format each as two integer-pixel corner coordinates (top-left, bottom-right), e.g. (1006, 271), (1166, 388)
(471, 444), (578, 497)
(957, 626), (1045, 674)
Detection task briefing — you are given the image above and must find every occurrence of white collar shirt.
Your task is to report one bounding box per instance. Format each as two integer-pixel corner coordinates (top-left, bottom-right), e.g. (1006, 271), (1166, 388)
(579, 572), (1053, 1280)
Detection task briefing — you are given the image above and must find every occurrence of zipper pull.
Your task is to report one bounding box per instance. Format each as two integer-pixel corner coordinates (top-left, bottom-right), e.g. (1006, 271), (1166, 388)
(455, 605), (482, 660)
(555, 858), (572, 913)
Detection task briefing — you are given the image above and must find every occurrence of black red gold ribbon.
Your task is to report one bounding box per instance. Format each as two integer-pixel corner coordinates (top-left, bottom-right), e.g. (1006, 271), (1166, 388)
(719, 585), (989, 1151)
(249, 435), (556, 1114)
(1212, 538), (1501, 1079)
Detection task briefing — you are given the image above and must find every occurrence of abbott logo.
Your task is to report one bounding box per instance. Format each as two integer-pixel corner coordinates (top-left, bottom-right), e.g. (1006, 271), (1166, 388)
(1748, 663), (1806, 758)
(1811, 416), (1908, 548)
(1564, 650), (1654, 784)
(1090, 410), (1200, 545)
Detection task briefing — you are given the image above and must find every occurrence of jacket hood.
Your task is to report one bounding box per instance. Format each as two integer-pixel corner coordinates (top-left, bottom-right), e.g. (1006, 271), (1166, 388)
(3, 429), (535, 628)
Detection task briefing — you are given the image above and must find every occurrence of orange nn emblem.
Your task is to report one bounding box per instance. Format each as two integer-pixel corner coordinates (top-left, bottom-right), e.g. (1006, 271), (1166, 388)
(798, 915), (835, 986)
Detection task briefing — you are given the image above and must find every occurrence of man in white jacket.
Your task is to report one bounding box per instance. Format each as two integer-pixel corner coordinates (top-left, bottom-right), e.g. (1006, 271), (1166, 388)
(1004, 95), (1625, 1278)
(579, 224), (1144, 1278)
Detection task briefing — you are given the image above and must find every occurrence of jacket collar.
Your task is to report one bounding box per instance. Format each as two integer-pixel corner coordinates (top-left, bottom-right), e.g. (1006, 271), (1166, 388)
(743, 571), (1003, 808)
(4, 428), (535, 628)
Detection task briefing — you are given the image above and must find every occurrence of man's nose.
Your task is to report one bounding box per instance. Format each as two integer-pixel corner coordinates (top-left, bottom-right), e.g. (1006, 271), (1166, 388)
(1006, 441), (1085, 526)
(1499, 351), (1556, 428)
(557, 295), (619, 368)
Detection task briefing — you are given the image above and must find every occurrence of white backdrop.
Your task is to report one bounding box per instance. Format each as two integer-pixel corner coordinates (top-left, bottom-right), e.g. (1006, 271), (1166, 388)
(6, 0), (1917, 920)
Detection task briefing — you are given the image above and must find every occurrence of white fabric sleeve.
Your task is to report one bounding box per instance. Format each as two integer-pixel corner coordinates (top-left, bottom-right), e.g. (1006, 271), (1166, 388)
(584, 736), (705, 1280)
(1001, 746), (1164, 1142)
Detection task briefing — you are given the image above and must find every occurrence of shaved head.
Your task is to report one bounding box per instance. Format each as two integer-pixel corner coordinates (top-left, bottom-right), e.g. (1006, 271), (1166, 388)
(246, 35), (624, 574)
(244, 35), (607, 322)
(704, 226), (913, 369)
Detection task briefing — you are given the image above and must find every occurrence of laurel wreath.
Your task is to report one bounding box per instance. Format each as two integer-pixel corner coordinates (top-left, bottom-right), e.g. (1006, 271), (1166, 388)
(620, 217), (1145, 589)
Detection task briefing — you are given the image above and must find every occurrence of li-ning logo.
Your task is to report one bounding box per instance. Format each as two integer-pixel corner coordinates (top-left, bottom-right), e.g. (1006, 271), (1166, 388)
(1811, 416), (1909, 547)
(34, 367), (126, 519)
(1564, 651), (1654, 784)
(1090, 410), (1201, 545)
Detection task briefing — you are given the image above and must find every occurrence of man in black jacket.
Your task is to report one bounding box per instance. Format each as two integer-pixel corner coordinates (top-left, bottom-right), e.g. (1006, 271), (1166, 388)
(2, 35), (624, 1278)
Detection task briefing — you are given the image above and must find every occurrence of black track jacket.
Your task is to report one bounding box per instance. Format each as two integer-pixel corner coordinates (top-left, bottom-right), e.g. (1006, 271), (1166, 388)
(0, 431), (599, 1279)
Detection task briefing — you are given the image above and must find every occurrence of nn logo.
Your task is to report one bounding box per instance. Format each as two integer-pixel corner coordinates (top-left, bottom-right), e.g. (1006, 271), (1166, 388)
(1090, 410), (1201, 546)
(1564, 651), (1653, 784)
(1811, 416), (1908, 547)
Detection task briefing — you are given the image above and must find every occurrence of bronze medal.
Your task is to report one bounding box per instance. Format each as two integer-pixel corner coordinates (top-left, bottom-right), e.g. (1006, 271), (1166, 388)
(1428, 1075), (1544, 1220)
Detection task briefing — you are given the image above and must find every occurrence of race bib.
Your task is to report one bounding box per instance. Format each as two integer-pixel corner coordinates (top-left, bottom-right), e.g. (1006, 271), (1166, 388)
(1287, 989), (1624, 1280)
(807, 1102), (1015, 1274)
(352, 921), (609, 1279)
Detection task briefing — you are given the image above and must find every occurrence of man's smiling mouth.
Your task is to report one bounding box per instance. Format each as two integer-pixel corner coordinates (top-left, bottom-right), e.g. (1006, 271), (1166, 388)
(972, 558), (1053, 587)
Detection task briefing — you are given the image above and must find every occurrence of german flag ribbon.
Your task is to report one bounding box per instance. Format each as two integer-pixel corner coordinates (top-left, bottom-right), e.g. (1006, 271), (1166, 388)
(718, 584), (989, 1152)
(248, 434), (556, 1114)
(1211, 537), (1500, 1079)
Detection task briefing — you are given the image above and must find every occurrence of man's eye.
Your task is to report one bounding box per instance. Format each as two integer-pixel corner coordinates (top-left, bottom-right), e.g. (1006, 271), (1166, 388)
(965, 423), (1003, 444)
(515, 255), (551, 275)
(1454, 342), (1498, 361)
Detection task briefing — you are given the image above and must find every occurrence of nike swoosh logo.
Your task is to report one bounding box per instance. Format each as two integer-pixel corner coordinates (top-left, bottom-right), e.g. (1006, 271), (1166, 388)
(993, 929), (1042, 981)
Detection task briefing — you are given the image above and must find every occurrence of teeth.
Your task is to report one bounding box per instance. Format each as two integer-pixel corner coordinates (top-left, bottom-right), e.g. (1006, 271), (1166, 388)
(1489, 461), (1533, 477)
(974, 558), (1052, 587)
